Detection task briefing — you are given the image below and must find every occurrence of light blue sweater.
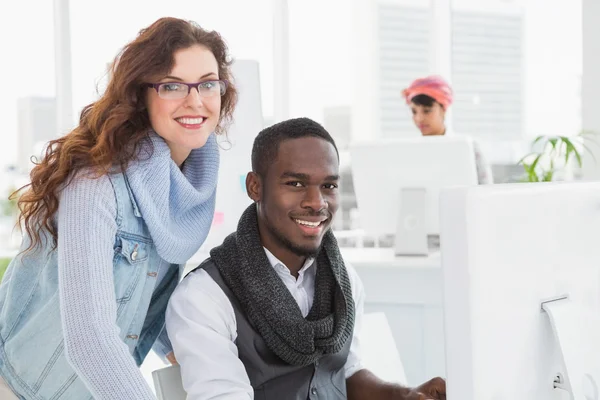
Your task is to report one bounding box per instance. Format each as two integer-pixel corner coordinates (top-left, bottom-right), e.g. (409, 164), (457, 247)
(56, 132), (219, 398)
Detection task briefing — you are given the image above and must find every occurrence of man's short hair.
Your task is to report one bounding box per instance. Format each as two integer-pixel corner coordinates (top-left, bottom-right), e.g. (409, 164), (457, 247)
(251, 117), (339, 178)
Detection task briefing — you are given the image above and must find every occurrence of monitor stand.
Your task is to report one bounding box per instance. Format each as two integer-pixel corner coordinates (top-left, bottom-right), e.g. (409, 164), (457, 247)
(542, 295), (600, 400)
(395, 187), (430, 256)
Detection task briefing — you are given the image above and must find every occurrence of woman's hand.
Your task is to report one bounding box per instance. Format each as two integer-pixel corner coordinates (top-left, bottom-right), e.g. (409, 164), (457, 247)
(166, 352), (178, 365)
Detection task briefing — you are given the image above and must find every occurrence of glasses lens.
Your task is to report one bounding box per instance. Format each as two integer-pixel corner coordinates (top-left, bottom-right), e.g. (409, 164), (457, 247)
(158, 83), (188, 99)
(217, 81), (227, 96)
(197, 80), (226, 97)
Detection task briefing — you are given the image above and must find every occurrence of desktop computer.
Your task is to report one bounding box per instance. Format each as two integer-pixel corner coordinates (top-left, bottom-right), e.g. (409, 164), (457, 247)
(440, 182), (600, 399)
(350, 136), (479, 256)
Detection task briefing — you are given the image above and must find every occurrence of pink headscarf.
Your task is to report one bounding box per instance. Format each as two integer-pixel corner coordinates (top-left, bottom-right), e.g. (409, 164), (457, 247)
(402, 76), (453, 109)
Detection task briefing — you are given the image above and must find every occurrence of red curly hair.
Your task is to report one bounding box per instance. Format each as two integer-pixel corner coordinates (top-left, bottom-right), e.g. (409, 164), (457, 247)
(13, 17), (238, 252)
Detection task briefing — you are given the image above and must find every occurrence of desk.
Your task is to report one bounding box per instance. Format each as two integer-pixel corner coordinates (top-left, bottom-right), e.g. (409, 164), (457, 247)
(340, 248), (445, 386)
(186, 247), (446, 386)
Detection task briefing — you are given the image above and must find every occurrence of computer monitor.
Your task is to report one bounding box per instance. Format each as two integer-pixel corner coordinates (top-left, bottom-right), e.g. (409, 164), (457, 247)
(440, 182), (600, 400)
(349, 136), (478, 255)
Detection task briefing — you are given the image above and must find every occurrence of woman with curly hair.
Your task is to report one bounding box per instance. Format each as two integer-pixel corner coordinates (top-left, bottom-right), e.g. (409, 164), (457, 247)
(0, 17), (237, 399)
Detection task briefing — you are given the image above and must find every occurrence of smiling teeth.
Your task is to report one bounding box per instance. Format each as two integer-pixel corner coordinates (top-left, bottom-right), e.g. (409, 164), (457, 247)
(295, 219), (322, 227)
(177, 117), (205, 124)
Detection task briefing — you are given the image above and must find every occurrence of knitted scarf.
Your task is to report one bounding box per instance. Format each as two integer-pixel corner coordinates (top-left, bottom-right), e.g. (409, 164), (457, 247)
(209, 204), (355, 366)
(125, 131), (219, 264)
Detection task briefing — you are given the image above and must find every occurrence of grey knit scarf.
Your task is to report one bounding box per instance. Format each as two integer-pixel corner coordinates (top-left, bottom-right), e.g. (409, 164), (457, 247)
(209, 204), (355, 366)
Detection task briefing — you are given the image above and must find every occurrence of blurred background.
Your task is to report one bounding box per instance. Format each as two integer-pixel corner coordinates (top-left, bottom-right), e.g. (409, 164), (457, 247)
(0, 0), (585, 223)
(0, 0), (596, 387)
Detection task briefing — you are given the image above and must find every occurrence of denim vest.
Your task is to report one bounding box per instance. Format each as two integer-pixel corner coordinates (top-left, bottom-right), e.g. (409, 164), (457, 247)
(0, 172), (183, 399)
(202, 261), (351, 400)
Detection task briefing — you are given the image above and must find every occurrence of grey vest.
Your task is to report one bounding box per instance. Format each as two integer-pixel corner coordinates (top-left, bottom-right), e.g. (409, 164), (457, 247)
(201, 260), (351, 400)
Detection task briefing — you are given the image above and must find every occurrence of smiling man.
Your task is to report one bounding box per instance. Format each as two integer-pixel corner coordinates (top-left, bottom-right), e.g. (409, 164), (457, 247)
(166, 118), (446, 400)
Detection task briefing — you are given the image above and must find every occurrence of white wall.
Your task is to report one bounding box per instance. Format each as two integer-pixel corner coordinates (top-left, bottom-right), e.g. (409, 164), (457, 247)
(523, 0), (582, 139)
(201, 60), (263, 251)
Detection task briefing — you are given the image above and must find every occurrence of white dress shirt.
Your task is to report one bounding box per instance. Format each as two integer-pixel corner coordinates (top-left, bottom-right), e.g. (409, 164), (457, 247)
(166, 248), (365, 400)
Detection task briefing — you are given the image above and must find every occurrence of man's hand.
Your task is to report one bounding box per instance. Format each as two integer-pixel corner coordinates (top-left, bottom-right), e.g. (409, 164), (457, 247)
(166, 351), (178, 365)
(347, 369), (446, 400)
(406, 377), (446, 400)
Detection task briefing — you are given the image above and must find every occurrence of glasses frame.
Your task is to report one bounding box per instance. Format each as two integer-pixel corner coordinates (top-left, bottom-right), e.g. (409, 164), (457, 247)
(145, 79), (228, 99)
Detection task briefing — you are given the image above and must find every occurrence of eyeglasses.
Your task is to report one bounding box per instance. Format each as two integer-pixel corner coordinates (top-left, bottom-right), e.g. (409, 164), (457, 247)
(145, 80), (227, 100)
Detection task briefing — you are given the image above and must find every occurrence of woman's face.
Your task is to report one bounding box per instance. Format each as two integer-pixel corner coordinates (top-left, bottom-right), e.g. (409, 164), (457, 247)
(146, 45), (222, 166)
(410, 101), (446, 136)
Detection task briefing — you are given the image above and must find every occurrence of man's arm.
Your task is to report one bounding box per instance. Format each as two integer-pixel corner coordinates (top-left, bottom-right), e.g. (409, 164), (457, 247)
(165, 268), (253, 400)
(347, 370), (445, 400)
(347, 369), (410, 399)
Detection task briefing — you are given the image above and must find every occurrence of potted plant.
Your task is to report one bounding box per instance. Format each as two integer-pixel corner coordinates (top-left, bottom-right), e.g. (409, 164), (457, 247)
(517, 131), (597, 182)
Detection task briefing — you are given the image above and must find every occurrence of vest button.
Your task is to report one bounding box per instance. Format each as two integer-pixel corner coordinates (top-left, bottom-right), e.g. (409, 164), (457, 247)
(311, 387), (317, 395)
(131, 251), (138, 261)
(147, 272), (157, 277)
(126, 334), (139, 340)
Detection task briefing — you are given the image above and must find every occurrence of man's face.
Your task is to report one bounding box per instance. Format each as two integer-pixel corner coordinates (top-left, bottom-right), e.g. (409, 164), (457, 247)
(248, 136), (340, 258)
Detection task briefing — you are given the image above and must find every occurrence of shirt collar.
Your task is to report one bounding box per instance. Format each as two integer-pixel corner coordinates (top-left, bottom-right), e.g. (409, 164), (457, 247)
(263, 247), (315, 276)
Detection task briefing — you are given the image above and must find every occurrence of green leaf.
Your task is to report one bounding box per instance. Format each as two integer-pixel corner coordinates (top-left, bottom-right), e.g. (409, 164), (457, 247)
(519, 161), (537, 182)
(569, 142), (582, 167)
(517, 152), (538, 165)
(563, 140), (574, 164)
(532, 135), (547, 146)
(558, 137), (582, 167)
(530, 153), (543, 171)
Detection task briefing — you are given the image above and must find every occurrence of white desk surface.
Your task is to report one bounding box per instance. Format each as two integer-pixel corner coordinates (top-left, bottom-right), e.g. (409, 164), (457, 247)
(340, 247), (441, 269)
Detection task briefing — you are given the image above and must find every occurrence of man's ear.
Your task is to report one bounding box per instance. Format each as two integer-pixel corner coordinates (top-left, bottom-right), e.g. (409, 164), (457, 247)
(246, 172), (261, 202)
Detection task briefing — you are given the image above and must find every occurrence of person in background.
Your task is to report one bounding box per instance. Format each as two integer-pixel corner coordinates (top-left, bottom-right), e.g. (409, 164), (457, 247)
(403, 75), (493, 184)
(0, 17), (237, 399)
